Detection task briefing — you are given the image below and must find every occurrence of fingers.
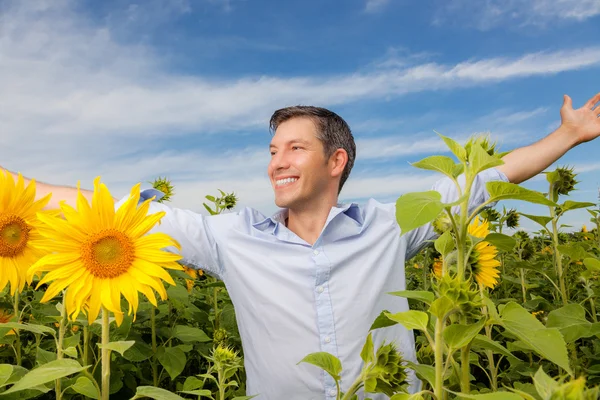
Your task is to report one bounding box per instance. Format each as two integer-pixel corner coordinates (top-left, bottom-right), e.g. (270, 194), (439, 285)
(562, 94), (573, 110)
(583, 92), (600, 109)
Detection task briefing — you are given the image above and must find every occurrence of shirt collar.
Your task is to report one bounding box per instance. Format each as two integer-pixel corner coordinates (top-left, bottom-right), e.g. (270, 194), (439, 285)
(252, 203), (363, 232)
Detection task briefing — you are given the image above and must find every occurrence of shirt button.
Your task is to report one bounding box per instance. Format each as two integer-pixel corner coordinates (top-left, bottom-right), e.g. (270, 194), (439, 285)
(313, 249), (319, 255)
(328, 389), (336, 396)
(324, 336), (331, 343)
(317, 286), (324, 293)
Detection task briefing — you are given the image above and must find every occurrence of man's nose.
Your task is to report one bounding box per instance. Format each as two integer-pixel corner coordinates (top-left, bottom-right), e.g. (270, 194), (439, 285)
(270, 151), (290, 170)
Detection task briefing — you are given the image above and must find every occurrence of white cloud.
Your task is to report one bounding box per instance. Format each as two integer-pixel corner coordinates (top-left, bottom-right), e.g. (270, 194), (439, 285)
(365, 0), (391, 13)
(435, 0), (600, 30)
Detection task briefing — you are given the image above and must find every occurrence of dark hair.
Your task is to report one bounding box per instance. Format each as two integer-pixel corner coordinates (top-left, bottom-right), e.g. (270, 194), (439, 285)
(269, 106), (356, 194)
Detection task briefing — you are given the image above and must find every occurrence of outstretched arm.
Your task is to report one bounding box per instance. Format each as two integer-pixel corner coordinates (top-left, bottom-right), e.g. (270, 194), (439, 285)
(498, 92), (600, 184)
(0, 168), (96, 209)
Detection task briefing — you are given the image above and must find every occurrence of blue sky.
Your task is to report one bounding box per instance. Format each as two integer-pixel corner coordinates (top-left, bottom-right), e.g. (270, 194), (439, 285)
(2, 0), (600, 232)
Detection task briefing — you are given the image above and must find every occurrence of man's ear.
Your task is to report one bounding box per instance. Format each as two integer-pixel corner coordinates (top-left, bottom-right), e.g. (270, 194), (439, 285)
(329, 149), (348, 178)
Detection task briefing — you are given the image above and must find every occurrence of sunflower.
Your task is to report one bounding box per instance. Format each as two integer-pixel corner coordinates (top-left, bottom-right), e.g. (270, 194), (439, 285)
(28, 177), (183, 325)
(0, 172), (52, 295)
(468, 216), (501, 289)
(432, 258), (443, 279)
(183, 265), (202, 293)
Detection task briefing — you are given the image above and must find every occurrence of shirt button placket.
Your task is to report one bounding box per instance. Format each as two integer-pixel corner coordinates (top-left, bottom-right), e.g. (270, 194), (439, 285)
(313, 246), (338, 399)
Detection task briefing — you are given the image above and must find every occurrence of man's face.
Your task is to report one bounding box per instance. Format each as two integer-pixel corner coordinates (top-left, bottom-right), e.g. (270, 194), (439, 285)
(268, 118), (332, 210)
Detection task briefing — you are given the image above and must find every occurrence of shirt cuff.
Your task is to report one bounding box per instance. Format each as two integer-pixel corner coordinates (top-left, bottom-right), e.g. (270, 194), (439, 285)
(115, 188), (165, 209)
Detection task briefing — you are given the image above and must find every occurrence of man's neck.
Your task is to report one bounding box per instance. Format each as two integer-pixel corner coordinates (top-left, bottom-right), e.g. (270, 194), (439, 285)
(286, 200), (337, 245)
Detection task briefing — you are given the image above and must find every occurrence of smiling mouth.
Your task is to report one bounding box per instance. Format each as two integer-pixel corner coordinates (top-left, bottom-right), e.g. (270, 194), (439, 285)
(275, 177), (298, 187)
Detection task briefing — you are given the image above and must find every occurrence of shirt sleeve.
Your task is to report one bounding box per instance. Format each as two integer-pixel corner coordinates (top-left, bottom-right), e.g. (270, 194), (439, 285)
(403, 168), (509, 260)
(115, 190), (229, 279)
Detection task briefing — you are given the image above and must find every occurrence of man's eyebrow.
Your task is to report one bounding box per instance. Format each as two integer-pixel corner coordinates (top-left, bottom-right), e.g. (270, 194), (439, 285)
(269, 139), (311, 149)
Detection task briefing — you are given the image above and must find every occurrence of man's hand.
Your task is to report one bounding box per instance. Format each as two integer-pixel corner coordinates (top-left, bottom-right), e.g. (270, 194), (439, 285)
(560, 92), (600, 144)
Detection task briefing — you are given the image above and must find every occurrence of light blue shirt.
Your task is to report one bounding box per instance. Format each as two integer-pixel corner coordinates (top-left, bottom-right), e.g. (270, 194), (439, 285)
(134, 168), (507, 399)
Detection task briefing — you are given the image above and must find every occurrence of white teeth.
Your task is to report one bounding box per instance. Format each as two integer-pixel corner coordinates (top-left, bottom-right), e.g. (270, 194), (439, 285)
(276, 177), (298, 186)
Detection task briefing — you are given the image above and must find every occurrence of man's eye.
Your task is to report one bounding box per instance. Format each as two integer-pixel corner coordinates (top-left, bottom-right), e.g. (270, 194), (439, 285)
(270, 151), (276, 156)
(292, 146), (301, 150)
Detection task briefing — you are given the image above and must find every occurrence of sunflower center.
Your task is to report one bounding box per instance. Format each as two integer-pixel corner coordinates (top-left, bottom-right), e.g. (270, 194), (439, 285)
(0, 214), (30, 258)
(82, 229), (134, 278)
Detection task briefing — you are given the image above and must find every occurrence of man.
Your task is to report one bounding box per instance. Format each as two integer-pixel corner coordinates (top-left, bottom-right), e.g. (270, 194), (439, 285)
(3, 93), (600, 399)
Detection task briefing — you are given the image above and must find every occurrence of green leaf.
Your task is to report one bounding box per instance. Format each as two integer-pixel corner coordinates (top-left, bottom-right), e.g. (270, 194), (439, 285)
(469, 143), (504, 176)
(157, 347), (186, 380)
(484, 233), (516, 252)
(36, 347), (57, 365)
(557, 244), (588, 261)
(471, 335), (515, 359)
(429, 296), (455, 320)
(123, 340), (154, 362)
(406, 361), (436, 388)
(0, 322), (55, 336)
(434, 230), (455, 257)
(444, 319), (486, 349)
(231, 396), (257, 400)
(360, 332), (374, 364)
(411, 156), (461, 179)
(396, 191), (444, 235)
(182, 376), (204, 391)
(298, 352), (342, 381)
(63, 347), (77, 358)
(486, 182), (556, 207)
(369, 310), (397, 331)
(2, 359), (87, 395)
(70, 376), (99, 400)
(499, 302), (571, 374)
(179, 390), (214, 398)
(520, 213), (552, 229)
(173, 325), (211, 343)
(584, 258), (600, 272)
(0, 365), (13, 387)
(98, 340), (135, 356)
(387, 290), (434, 305)
(546, 303), (600, 343)
(132, 386), (187, 400)
(437, 132), (466, 161)
(559, 200), (596, 213)
(384, 311), (428, 332)
(533, 367), (558, 399)
(63, 333), (81, 349)
(448, 392), (522, 399)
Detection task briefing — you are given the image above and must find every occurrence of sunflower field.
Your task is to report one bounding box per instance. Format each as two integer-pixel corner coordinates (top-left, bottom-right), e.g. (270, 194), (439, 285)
(1, 133), (600, 400)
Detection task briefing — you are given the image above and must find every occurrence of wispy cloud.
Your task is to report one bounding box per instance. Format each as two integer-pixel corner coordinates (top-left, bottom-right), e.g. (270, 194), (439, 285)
(365, 0), (391, 13)
(434, 0), (600, 30)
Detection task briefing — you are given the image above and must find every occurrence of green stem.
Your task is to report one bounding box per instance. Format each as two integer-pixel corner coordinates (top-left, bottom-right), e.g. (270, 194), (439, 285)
(55, 297), (67, 400)
(217, 367), (226, 400)
(520, 268), (527, 304)
(101, 307), (111, 400)
(434, 317), (445, 400)
(13, 291), (21, 367)
(150, 307), (158, 387)
(459, 316), (471, 394)
(213, 287), (220, 330)
(340, 373), (364, 400)
(590, 297), (598, 323)
(82, 326), (90, 367)
(550, 210), (568, 306)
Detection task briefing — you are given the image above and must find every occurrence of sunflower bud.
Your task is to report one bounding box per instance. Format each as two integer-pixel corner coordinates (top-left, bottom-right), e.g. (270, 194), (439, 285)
(505, 209), (520, 229)
(433, 275), (481, 315)
(222, 192), (238, 210)
(547, 166), (578, 199)
(211, 344), (240, 369)
(480, 208), (500, 223)
(465, 134), (498, 159)
(433, 213), (453, 235)
(514, 230), (534, 260)
(213, 328), (228, 345)
(364, 342), (408, 396)
(552, 377), (599, 400)
(151, 177), (175, 203)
